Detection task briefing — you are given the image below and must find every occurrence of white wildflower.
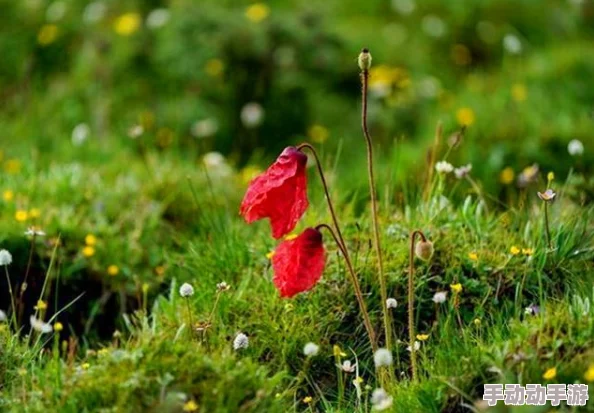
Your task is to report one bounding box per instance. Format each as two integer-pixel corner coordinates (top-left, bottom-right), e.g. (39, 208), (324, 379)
(71, 123), (90, 146)
(83, 2), (106, 24)
(303, 342), (319, 357)
(216, 281), (230, 292)
(25, 227), (46, 237)
(432, 291), (447, 304)
(406, 341), (421, 352)
(0, 250), (12, 266)
(233, 332), (249, 350)
(0, 310), (6, 322)
(435, 160), (454, 174)
(337, 360), (356, 373)
(454, 164), (472, 179)
(371, 388), (394, 411)
(146, 8), (170, 29)
(128, 125), (144, 139)
(373, 348), (393, 367)
(503, 34), (522, 54)
(567, 139), (584, 156)
(191, 119), (218, 138)
(386, 298), (398, 309)
(240, 102), (264, 128)
(30, 315), (53, 334)
(179, 283), (194, 298)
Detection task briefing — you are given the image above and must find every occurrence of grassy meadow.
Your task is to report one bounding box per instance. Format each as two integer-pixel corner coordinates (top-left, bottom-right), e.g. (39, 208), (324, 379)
(1, 0), (594, 412)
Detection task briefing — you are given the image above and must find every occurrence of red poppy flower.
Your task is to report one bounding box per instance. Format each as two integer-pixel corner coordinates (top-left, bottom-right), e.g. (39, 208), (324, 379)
(240, 147), (309, 239)
(272, 228), (326, 298)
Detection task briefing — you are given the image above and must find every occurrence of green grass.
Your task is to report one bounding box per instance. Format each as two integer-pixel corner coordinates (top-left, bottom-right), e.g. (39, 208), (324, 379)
(1, 0), (594, 411)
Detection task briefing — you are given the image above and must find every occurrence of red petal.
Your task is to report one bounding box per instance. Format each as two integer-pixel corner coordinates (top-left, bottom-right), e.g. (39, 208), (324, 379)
(240, 147), (309, 238)
(272, 228), (326, 298)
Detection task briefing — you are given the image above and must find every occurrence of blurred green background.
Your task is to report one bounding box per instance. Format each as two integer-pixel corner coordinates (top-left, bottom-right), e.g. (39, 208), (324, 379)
(1, 0), (593, 178)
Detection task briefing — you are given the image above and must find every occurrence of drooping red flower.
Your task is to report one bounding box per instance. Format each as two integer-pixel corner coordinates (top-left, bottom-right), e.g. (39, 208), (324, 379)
(240, 147), (309, 239)
(272, 228), (326, 298)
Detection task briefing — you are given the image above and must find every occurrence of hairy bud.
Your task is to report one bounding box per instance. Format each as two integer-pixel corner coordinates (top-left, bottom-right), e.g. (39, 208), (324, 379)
(358, 48), (372, 71)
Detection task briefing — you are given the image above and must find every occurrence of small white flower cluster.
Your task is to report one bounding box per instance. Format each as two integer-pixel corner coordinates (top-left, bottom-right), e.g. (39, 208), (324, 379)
(371, 388), (393, 411)
(373, 348), (393, 368)
(386, 298), (398, 309)
(435, 160), (472, 179)
(233, 332), (249, 350)
(179, 283), (194, 298)
(303, 342), (319, 357)
(432, 291), (447, 304)
(337, 360), (356, 373)
(0, 249), (12, 266)
(30, 315), (53, 334)
(568, 139), (584, 156)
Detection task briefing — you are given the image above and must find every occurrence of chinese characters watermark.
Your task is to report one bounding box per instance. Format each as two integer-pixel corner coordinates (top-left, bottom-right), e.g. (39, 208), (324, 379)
(483, 384), (588, 406)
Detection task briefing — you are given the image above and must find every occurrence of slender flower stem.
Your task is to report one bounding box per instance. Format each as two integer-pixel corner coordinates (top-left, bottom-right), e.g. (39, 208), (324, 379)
(360, 69), (391, 350)
(18, 234), (37, 324)
(408, 230), (427, 382)
(316, 223), (377, 350)
(4, 266), (18, 331)
(185, 299), (195, 341)
(544, 202), (552, 250)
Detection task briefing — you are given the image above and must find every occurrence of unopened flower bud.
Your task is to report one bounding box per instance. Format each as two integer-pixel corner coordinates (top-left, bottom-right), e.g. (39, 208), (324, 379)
(358, 48), (372, 71)
(415, 240), (434, 261)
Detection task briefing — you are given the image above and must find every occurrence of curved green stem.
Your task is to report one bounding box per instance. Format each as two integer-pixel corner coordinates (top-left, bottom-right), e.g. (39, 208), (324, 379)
(408, 230), (427, 382)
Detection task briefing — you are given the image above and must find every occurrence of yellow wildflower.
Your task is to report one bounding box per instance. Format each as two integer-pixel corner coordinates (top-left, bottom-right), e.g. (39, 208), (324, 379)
(81, 363), (90, 370)
(456, 107), (475, 127)
(266, 251), (275, 260)
(510, 246), (520, 255)
(54, 322), (63, 332)
(500, 167), (515, 185)
(183, 400), (199, 412)
(522, 248), (534, 256)
(29, 208), (41, 219)
(97, 348), (109, 357)
(284, 234), (298, 241)
(4, 159), (22, 174)
(416, 334), (429, 341)
(85, 234), (97, 246)
(511, 83), (527, 102)
(3, 190), (14, 202)
(205, 58), (224, 77)
(107, 265), (119, 276)
(468, 252), (478, 261)
(82, 246), (95, 258)
(114, 13), (141, 36)
(473, 318), (481, 326)
(35, 300), (48, 311)
(584, 364), (594, 382)
(333, 344), (346, 357)
(15, 210), (28, 222)
(308, 124), (330, 144)
(37, 24), (59, 46)
(547, 171), (554, 182)
(245, 3), (270, 23)
(303, 396), (313, 404)
(543, 367), (557, 380)
(450, 283), (463, 294)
